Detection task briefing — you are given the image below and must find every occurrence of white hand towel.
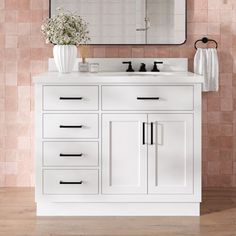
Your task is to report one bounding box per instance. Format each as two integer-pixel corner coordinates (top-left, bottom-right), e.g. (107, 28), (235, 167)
(194, 48), (219, 92)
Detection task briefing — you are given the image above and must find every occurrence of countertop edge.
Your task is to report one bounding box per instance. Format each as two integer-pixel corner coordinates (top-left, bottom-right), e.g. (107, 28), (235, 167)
(32, 72), (204, 84)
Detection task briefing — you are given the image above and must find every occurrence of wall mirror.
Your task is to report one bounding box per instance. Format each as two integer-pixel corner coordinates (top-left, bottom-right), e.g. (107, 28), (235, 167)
(50, 0), (186, 45)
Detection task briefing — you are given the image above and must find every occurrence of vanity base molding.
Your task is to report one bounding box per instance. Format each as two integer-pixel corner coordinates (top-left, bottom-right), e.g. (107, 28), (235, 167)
(37, 202), (200, 216)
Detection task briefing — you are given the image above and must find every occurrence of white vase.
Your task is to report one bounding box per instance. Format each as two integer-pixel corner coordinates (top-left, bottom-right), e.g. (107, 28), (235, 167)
(53, 45), (77, 73)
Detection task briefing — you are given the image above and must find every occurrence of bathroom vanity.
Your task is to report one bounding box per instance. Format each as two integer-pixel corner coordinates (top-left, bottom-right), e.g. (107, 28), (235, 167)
(33, 59), (203, 216)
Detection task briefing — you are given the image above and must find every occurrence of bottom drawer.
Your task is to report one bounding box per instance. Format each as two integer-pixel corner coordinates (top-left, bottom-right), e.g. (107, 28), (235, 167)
(43, 170), (99, 195)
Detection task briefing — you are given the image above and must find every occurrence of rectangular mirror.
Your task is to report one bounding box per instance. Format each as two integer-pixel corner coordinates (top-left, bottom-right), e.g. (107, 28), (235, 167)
(50, 0), (186, 45)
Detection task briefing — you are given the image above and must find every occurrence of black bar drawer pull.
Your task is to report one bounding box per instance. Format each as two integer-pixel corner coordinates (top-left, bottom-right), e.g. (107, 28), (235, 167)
(60, 153), (83, 157)
(143, 122), (146, 145)
(137, 97), (160, 100)
(60, 181), (83, 185)
(151, 122), (154, 145)
(60, 97), (83, 100)
(59, 125), (83, 129)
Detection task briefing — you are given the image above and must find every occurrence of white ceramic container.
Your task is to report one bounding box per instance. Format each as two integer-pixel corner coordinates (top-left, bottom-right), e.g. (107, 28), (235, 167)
(53, 45), (77, 73)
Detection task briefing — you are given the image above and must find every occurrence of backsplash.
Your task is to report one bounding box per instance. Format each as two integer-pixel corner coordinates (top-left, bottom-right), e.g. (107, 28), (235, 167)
(48, 58), (188, 72)
(1, 0), (236, 187)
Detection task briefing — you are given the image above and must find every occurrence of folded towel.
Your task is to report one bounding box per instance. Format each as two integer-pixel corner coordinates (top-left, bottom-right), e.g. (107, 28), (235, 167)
(194, 48), (219, 92)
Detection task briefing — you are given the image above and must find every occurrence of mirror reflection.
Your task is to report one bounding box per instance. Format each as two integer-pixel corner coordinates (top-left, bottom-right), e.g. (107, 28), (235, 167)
(50, 0), (186, 45)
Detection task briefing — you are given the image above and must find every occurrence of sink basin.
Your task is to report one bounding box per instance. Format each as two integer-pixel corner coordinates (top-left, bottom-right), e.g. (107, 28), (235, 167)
(96, 72), (174, 76)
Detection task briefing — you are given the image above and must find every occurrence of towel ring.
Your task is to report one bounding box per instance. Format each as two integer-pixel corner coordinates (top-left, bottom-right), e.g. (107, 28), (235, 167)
(194, 37), (218, 50)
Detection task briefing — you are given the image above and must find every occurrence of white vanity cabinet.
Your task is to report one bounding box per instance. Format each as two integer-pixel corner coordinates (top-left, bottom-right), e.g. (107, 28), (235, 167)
(34, 72), (203, 216)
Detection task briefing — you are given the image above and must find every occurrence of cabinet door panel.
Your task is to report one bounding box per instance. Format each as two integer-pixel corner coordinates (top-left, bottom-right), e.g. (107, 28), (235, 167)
(148, 114), (193, 194)
(102, 114), (147, 194)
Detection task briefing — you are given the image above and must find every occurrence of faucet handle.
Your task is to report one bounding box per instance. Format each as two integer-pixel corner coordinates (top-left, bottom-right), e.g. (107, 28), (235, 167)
(139, 63), (147, 72)
(152, 61), (163, 72)
(122, 61), (134, 72)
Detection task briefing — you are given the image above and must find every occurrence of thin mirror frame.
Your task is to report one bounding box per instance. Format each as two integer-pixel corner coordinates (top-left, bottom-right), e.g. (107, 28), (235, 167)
(48, 0), (187, 46)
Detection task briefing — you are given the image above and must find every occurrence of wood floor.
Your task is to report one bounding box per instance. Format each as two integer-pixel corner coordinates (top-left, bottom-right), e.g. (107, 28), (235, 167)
(0, 188), (236, 236)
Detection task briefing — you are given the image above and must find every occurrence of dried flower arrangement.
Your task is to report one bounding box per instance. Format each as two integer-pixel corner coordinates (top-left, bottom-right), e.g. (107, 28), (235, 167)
(41, 8), (90, 45)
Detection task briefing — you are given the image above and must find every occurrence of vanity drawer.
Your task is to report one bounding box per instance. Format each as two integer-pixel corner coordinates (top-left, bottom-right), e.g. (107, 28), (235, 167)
(43, 114), (99, 139)
(43, 86), (99, 111)
(43, 142), (99, 166)
(102, 86), (194, 111)
(43, 170), (99, 195)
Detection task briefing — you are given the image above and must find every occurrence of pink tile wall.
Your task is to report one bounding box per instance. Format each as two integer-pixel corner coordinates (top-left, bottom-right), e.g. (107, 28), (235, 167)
(0, 0), (236, 187)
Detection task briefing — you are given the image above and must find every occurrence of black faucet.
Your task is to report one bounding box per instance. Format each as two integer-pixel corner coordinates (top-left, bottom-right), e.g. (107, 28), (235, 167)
(122, 61), (134, 72)
(139, 63), (147, 72)
(152, 61), (163, 72)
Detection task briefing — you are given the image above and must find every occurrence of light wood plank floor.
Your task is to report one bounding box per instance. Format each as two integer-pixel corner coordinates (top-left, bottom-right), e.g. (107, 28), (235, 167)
(0, 188), (236, 236)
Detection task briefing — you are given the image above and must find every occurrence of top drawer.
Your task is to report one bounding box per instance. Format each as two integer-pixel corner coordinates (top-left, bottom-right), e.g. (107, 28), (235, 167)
(43, 86), (99, 111)
(102, 86), (194, 111)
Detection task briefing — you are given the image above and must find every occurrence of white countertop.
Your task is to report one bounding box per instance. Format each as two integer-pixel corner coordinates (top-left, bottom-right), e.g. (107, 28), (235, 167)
(33, 71), (204, 84)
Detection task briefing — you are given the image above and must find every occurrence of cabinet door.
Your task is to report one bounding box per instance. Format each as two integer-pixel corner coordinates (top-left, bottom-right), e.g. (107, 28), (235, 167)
(148, 114), (193, 194)
(102, 114), (147, 194)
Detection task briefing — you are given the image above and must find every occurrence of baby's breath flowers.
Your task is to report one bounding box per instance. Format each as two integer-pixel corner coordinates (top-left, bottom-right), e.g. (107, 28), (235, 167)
(41, 8), (90, 45)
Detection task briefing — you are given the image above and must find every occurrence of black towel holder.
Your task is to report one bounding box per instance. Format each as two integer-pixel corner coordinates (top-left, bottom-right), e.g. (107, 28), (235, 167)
(194, 37), (218, 50)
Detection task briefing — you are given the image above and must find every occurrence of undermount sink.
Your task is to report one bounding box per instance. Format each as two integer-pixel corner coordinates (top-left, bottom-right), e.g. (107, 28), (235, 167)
(96, 72), (174, 76)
